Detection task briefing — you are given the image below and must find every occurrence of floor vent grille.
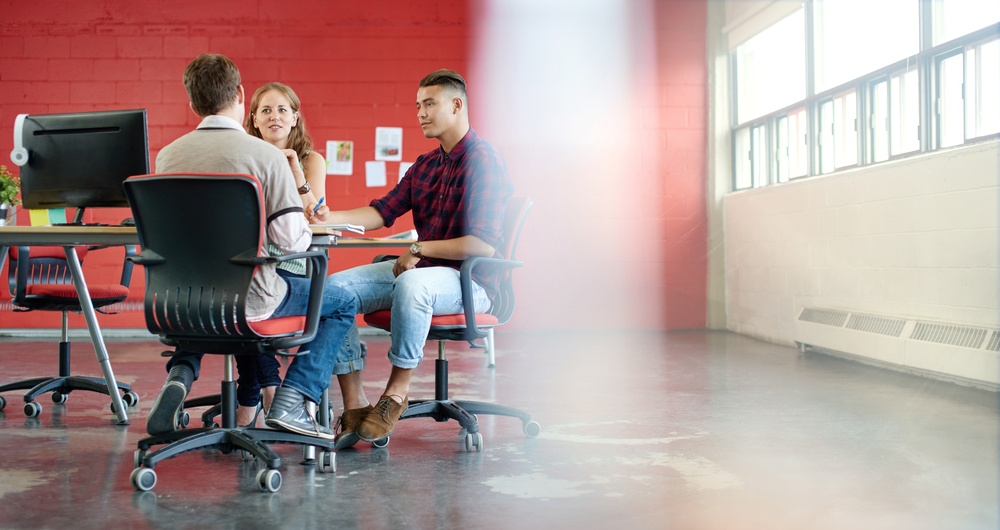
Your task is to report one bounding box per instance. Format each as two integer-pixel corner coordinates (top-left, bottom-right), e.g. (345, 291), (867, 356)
(846, 313), (907, 337)
(910, 322), (988, 349)
(986, 331), (1000, 352)
(798, 308), (849, 327)
(795, 307), (1000, 387)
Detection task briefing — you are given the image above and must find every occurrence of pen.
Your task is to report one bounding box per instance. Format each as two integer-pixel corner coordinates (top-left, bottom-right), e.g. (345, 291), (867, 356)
(312, 197), (325, 214)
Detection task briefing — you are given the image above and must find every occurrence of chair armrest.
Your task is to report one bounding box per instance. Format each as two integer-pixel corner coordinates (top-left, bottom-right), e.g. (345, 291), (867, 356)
(73, 243), (137, 287)
(273, 251), (329, 350)
(457, 256), (523, 334)
(372, 254), (398, 263)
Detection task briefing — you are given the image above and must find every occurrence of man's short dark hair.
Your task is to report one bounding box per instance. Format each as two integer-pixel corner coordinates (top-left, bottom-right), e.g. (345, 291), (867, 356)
(419, 69), (467, 102)
(183, 54), (241, 117)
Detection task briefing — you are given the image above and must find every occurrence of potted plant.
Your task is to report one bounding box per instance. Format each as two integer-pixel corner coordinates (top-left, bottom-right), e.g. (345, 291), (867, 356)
(0, 164), (21, 226)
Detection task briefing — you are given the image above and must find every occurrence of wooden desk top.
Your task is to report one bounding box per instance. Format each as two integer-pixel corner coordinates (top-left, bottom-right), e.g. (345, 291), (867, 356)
(0, 224), (415, 249)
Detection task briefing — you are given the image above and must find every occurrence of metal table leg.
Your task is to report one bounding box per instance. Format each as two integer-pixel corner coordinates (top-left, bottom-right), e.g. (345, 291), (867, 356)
(63, 246), (129, 425)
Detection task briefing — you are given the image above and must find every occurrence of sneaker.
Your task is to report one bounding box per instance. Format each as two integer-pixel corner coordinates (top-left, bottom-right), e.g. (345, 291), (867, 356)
(265, 386), (334, 440)
(357, 394), (408, 442)
(146, 364), (193, 436)
(146, 381), (188, 435)
(334, 404), (374, 450)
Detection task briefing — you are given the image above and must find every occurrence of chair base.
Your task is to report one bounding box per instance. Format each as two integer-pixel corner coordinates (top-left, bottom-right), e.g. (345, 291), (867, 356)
(0, 375), (132, 403)
(395, 351), (540, 445)
(401, 397), (534, 435)
(136, 426), (335, 470)
(132, 369), (335, 492)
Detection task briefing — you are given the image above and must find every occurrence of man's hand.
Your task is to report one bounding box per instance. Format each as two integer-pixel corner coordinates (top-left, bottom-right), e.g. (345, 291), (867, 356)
(393, 251), (420, 277)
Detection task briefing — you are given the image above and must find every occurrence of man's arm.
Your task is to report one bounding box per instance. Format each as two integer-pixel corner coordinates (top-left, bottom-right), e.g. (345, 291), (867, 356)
(416, 235), (495, 260)
(326, 206), (387, 231)
(392, 235), (495, 278)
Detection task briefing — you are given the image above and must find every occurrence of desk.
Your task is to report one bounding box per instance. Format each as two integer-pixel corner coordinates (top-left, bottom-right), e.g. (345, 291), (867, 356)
(332, 236), (415, 249)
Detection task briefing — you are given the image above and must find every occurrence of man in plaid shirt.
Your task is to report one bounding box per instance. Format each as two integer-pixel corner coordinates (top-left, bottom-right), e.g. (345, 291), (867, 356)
(324, 69), (514, 448)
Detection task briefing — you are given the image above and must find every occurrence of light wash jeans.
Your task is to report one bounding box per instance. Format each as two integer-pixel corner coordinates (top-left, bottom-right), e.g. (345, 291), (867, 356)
(270, 276), (361, 403)
(327, 259), (491, 370)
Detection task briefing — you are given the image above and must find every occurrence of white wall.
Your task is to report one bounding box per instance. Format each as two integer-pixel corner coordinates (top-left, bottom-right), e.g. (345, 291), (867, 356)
(723, 140), (1000, 347)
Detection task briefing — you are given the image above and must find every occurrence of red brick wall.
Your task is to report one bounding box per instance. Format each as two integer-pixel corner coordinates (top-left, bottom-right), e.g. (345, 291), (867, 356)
(0, 0), (708, 332)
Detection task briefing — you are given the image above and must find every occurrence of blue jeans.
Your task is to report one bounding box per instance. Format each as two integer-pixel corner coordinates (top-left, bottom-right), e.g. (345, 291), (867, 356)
(326, 260), (490, 370)
(167, 276), (360, 405)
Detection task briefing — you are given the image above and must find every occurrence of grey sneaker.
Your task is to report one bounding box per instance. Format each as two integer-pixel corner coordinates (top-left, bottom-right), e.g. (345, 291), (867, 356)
(146, 364), (194, 436)
(265, 386), (334, 440)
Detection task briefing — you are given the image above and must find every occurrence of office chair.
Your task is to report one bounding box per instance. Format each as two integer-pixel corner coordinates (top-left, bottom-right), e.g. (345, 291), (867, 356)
(0, 242), (138, 417)
(123, 173), (335, 493)
(362, 196), (540, 452)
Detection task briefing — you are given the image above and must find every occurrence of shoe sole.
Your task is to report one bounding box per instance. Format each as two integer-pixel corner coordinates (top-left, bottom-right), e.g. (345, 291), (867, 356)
(265, 417), (335, 441)
(146, 381), (186, 436)
(358, 427), (395, 443)
(334, 432), (360, 450)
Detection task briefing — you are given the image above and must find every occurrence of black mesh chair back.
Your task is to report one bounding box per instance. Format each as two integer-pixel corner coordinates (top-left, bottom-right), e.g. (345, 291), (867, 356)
(124, 172), (324, 354)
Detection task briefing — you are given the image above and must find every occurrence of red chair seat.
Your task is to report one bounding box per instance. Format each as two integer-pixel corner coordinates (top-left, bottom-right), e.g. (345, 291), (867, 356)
(248, 315), (307, 337)
(26, 284), (129, 300)
(364, 309), (499, 330)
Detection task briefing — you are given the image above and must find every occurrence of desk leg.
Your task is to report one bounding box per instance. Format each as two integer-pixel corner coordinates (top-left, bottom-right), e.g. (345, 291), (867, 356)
(64, 246), (130, 425)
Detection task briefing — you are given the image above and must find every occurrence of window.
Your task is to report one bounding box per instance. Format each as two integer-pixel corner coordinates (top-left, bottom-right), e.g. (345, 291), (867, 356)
(870, 68), (921, 162)
(775, 108), (809, 181)
(728, 0), (998, 191)
(889, 69), (921, 156)
(818, 90), (858, 173)
(936, 51), (965, 148)
(814, 0), (918, 92)
(734, 9), (806, 124)
(966, 37), (1000, 139)
(932, 0), (1000, 45)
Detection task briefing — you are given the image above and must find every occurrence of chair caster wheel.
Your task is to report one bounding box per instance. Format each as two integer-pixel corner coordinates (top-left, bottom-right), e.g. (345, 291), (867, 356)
(52, 391), (68, 404)
(523, 420), (541, 438)
(131, 467), (157, 491)
(257, 468), (281, 492)
(372, 436), (389, 448)
(464, 432), (483, 452)
(24, 401), (42, 418)
(240, 450), (255, 462)
(0, 396), (6, 411)
(318, 451), (336, 473)
(123, 391), (139, 407)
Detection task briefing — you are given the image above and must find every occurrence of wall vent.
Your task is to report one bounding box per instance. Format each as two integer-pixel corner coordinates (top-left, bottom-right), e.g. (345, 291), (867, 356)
(795, 307), (1000, 388)
(799, 308), (849, 327)
(986, 331), (1000, 352)
(846, 313), (906, 337)
(910, 322), (987, 349)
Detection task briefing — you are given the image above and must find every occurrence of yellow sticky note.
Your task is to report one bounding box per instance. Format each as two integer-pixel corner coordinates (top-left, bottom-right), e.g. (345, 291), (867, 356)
(48, 208), (68, 225)
(29, 209), (51, 226)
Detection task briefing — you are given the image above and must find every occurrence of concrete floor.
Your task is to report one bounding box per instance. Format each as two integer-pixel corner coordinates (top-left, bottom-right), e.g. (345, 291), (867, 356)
(0, 330), (996, 530)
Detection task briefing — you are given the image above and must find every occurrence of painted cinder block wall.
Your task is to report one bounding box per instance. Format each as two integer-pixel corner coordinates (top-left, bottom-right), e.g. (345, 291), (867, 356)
(0, 0), (708, 332)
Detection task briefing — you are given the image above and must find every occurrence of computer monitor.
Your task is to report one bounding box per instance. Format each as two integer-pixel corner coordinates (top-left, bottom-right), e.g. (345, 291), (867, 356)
(11, 109), (149, 221)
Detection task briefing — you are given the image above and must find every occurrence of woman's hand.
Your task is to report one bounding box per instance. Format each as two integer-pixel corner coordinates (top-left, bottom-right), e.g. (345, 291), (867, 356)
(305, 201), (330, 224)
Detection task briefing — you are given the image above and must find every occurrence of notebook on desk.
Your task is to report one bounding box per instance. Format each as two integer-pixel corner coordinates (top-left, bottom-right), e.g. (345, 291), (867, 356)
(316, 223), (365, 235)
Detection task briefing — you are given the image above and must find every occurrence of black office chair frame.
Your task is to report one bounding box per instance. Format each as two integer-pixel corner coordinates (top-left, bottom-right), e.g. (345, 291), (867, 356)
(0, 242), (137, 417)
(124, 173), (335, 492)
(364, 197), (540, 451)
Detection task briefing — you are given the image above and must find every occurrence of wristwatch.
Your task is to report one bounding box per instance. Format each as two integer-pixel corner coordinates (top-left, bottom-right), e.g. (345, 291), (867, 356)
(297, 181), (311, 195)
(409, 242), (423, 258)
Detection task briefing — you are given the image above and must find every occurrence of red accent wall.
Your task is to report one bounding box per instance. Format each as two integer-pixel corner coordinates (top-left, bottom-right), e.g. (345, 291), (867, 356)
(0, 1), (707, 332)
